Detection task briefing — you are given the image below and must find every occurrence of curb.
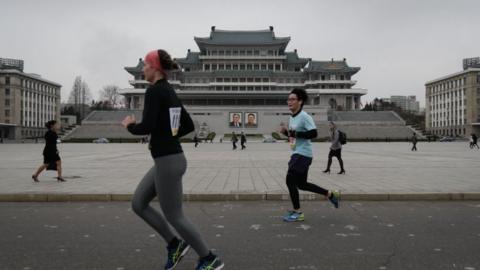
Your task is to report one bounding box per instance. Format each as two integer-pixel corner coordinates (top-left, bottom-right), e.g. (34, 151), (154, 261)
(1, 192), (480, 202)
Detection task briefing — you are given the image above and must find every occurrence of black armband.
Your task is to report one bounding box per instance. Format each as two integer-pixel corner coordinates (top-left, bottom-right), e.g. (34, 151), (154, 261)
(296, 129), (318, 139)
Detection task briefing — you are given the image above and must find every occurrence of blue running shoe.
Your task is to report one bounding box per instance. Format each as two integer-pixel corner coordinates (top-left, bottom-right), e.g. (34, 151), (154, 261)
(165, 239), (190, 270)
(283, 211), (305, 222)
(195, 255), (224, 270)
(328, 190), (340, 209)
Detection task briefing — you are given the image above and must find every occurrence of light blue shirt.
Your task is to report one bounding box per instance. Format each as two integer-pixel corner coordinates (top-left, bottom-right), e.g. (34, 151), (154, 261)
(288, 110), (316, 158)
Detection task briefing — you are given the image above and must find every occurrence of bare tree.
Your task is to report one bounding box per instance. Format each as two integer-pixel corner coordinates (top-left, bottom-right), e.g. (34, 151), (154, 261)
(67, 76), (92, 122)
(99, 85), (121, 107)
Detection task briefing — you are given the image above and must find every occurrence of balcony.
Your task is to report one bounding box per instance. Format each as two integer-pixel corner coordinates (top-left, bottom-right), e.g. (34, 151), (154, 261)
(128, 80), (149, 85)
(304, 80), (357, 85)
(199, 55), (287, 60)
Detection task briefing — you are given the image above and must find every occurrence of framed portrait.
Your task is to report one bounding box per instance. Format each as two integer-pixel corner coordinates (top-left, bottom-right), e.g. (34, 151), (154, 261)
(244, 112), (258, 128)
(229, 112), (242, 128)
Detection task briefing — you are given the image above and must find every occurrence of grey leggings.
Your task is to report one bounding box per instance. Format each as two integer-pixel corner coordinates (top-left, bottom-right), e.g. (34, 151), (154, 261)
(131, 152), (209, 257)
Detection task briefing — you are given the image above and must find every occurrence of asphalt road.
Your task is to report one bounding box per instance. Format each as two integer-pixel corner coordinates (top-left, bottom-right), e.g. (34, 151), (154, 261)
(1, 201), (480, 270)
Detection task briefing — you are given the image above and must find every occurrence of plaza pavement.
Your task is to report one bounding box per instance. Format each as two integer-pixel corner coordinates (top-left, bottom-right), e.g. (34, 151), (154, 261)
(0, 141), (479, 201)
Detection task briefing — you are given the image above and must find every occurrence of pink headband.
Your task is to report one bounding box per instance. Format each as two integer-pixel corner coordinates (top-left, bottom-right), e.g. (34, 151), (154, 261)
(144, 50), (166, 76)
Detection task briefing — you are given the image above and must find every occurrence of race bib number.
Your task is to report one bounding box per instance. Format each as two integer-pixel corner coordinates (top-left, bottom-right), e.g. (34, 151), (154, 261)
(169, 107), (181, 136)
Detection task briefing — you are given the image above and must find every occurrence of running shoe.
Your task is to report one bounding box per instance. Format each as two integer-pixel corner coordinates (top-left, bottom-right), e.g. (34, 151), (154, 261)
(283, 211), (305, 222)
(195, 255), (224, 270)
(165, 239), (190, 270)
(328, 190), (340, 209)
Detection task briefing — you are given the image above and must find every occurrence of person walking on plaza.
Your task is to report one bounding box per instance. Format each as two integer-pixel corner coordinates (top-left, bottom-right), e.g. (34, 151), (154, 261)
(231, 131), (238, 150)
(470, 133), (479, 149)
(323, 121), (345, 174)
(194, 134), (199, 148)
(411, 133), (418, 151)
(240, 131), (247, 150)
(280, 88), (340, 222)
(121, 49), (223, 270)
(31, 120), (66, 182)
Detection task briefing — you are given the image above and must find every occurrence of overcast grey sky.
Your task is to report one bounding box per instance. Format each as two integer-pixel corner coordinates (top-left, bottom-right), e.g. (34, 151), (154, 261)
(1, 0), (479, 106)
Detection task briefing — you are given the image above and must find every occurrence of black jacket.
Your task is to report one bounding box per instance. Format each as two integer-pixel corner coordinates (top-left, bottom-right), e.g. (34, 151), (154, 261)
(43, 130), (58, 156)
(127, 79), (184, 158)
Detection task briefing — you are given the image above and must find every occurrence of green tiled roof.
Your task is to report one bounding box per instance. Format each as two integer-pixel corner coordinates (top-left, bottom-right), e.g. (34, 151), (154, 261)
(124, 58), (144, 75)
(304, 60), (360, 74)
(175, 51), (200, 65)
(194, 28), (290, 47)
(285, 51), (310, 65)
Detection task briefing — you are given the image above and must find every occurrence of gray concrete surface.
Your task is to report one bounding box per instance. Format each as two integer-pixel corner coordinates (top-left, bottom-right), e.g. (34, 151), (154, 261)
(0, 142), (479, 201)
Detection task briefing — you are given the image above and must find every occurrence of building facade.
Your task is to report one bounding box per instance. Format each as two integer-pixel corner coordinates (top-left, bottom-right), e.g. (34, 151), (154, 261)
(0, 58), (61, 140)
(390, 95), (420, 114)
(119, 27), (367, 135)
(425, 59), (480, 137)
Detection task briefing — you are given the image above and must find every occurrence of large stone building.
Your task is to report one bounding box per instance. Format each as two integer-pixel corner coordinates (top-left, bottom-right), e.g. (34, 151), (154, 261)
(425, 58), (480, 137)
(389, 95), (420, 114)
(0, 58), (61, 140)
(119, 27), (367, 135)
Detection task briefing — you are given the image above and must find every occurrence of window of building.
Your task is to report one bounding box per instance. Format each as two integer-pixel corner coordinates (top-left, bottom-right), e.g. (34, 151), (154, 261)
(5, 110), (10, 117)
(239, 78), (246, 82)
(5, 88), (10, 96)
(321, 75), (326, 80)
(254, 50), (260, 56)
(205, 64), (210, 70)
(268, 64), (273, 70)
(261, 64), (267, 70)
(275, 64), (281, 70)
(330, 74), (336, 80)
(5, 99), (10, 106)
(233, 64), (239, 70)
(240, 64), (245, 70)
(5, 76), (10, 85)
(254, 78), (261, 82)
(254, 64), (259, 70)
(247, 64), (253, 70)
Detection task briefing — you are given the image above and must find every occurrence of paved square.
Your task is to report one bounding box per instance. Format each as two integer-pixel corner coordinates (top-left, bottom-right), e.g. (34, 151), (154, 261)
(1, 141), (479, 199)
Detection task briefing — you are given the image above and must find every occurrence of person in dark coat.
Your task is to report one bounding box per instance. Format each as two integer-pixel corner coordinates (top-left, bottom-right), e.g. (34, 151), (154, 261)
(231, 132), (238, 150)
(470, 133), (479, 149)
(411, 133), (418, 151)
(194, 134), (199, 148)
(240, 132), (247, 150)
(31, 120), (66, 182)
